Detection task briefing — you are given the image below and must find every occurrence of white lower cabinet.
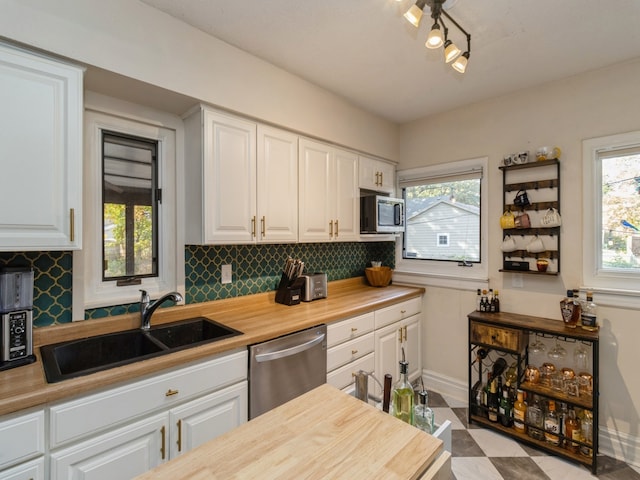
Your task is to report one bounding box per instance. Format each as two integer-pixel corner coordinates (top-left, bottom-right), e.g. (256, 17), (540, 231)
(0, 409), (45, 478)
(49, 381), (248, 479)
(0, 457), (45, 480)
(48, 350), (248, 480)
(50, 414), (166, 480)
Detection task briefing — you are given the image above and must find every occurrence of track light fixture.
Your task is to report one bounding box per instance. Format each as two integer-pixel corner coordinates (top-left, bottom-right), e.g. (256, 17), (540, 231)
(401, 0), (471, 73)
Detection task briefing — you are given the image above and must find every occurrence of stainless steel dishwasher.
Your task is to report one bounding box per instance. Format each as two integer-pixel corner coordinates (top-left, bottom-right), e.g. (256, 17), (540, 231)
(249, 324), (327, 419)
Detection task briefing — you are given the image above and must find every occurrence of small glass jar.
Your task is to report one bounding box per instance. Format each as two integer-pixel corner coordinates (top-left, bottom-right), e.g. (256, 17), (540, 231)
(550, 372), (564, 391)
(525, 365), (540, 384)
(540, 363), (556, 386)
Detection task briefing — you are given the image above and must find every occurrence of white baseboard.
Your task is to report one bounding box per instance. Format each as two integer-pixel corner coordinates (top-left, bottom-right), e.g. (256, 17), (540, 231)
(421, 368), (640, 470)
(421, 369), (468, 406)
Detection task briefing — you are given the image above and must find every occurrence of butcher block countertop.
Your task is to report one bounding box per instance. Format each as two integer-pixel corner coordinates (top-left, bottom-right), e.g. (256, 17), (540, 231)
(0, 277), (424, 416)
(135, 384), (445, 480)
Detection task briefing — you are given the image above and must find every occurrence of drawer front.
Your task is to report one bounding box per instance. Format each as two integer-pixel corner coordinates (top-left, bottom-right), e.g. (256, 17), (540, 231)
(49, 349), (247, 448)
(470, 321), (526, 353)
(0, 410), (45, 470)
(327, 352), (375, 390)
(327, 332), (374, 372)
(374, 297), (422, 330)
(0, 457), (45, 480)
(327, 312), (374, 347)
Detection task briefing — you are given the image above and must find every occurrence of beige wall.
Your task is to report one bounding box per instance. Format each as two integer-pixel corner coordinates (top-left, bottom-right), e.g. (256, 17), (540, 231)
(0, 0), (398, 160)
(399, 58), (640, 462)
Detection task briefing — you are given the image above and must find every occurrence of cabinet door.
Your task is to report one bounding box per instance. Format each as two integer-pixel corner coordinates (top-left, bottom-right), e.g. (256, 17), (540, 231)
(49, 414), (166, 480)
(374, 322), (402, 399)
(0, 457), (45, 480)
(404, 314), (422, 382)
(257, 125), (298, 243)
(0, 43), (83, 251)
(298, 138), (333, 242)
(168, 381), (247, 458)
(359, 156), (395, 195)
(0, 410), (45, 471)
(203, 109), (256, 244)
(334, 148), (359, 241)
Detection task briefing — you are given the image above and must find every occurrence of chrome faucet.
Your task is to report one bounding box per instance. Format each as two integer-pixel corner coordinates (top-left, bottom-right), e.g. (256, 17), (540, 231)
(140, 290), (183, 330)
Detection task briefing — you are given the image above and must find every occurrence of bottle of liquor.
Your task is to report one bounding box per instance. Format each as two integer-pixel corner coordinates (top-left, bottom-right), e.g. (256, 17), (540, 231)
(481, 290), (489, 312)
(499, 381), (513, 427)
(565, 408), (581, 453)
(482, 372), (492, 416)
(414, 387), (435, 434)
(513, 389), (527, 433)
(476, 288), (482, 311)
(391, 349), (414, 425)
(544, 400), (560, 445)
(488, 376), (499, 422)
(560, 290), (581, 328)
(580, 410), (593, 457)
(581, 291), (598, 331)
(527, 395), (545, 441)
(488, 289), (495, 312)
(493, 290), (501, 313)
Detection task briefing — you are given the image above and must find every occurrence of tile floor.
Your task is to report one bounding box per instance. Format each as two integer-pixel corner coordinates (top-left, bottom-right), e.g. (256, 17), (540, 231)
(428, 390), (640, 480)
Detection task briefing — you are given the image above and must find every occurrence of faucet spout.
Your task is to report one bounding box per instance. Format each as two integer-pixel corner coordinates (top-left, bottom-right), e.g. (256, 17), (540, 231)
(140, 290), (183, 330)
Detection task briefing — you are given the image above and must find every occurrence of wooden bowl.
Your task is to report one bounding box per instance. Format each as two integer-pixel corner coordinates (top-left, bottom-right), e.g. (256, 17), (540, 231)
(365, 266), (392, 287)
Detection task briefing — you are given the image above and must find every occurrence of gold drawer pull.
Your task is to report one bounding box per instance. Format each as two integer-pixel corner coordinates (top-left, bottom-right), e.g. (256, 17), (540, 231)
(160, 425), (166, 459)
(401, 309), (407, 314)
(351, 349), (358, 355)
(351, 327), (358, 333)
(69, 208), (75, 242)
(165, 389), (179, 397)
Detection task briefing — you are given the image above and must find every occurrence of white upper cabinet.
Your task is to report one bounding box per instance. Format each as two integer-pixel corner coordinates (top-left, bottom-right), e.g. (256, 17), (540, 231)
(185, 107), (256, 244)
(299, 138), (358, 242)
(359, 155), (396, 195)
(256, 125), (298, 243)
(0, 42), (83, 251)
(185, 107), (298, 245)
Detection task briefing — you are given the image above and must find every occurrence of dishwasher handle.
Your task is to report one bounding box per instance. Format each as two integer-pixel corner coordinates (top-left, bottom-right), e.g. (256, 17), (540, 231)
(254, 332), (326, 363)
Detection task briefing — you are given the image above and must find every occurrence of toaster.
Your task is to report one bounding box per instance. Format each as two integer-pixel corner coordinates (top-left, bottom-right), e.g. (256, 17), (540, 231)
(301, 273), (327, 302)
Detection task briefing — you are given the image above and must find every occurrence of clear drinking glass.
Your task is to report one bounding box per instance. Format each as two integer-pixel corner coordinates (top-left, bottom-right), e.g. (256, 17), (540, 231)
(574, 343), (590, 373)
(529, 335), (546, 354)
(547, 339), (567, 361)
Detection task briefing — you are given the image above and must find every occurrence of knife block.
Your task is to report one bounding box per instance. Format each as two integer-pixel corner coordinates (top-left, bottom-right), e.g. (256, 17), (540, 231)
(275, 272), (304, 306)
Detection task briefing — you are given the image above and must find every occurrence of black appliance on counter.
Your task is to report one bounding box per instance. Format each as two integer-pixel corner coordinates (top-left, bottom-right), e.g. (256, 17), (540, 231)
(0, 266), (36, 370)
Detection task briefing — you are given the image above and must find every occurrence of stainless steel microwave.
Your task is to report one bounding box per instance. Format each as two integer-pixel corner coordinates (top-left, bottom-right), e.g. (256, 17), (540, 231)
(360, 195), (405, 234)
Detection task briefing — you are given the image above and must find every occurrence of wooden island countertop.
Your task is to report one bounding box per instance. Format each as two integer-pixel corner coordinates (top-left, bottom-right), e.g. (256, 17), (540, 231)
(135, 384), (447, 480)
(0, 278), (424, 416)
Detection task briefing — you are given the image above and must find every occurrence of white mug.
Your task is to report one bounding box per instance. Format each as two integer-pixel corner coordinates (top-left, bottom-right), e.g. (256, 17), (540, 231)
(526, 237), (545, 253)
(501, 236), (517, 252)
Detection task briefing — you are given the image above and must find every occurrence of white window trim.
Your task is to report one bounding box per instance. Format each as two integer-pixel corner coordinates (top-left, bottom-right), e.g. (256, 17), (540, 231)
(437, 233), (450, 247)
(582, 131), (640, 309)
(72, 92), (185, 318)
(394, 157), (488, 290)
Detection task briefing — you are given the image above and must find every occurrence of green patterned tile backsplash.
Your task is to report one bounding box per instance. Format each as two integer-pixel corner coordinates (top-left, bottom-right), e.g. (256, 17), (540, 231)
(1, 242), (395, 326)
(185, 242), (395, 303)
(0, 251), (72, 327)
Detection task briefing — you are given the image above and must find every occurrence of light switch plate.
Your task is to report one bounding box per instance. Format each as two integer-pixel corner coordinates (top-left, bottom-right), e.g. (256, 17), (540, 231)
(221, 264), (232, 284)
(511, 273), (524, 288)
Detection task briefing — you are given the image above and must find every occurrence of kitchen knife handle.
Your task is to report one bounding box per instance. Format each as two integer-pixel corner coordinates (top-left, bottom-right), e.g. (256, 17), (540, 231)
(382, 374), (392, 413)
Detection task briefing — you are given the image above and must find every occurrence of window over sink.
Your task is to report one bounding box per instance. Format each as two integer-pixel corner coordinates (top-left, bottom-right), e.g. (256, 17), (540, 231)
(73, 96), (182, 315)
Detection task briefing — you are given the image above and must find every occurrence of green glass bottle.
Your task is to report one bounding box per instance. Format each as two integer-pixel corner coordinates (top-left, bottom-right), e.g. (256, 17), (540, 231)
(391, 350), (414, 425)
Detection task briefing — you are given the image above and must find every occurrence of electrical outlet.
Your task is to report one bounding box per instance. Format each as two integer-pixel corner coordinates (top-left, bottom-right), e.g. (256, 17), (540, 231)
(221, 264), (232, 284)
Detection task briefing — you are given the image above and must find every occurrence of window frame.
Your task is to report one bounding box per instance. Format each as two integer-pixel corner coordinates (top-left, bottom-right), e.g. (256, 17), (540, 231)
(583, 131), (640, 308)
(394, 157), (488, 288)
(73, 98), (182, 316)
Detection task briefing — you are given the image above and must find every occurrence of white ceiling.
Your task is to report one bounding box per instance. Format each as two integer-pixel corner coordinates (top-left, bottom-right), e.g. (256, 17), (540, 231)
(140, 0), (640, 124)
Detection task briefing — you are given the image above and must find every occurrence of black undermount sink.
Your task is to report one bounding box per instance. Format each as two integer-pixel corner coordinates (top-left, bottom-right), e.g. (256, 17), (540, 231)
(40, 317), (242, 383)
